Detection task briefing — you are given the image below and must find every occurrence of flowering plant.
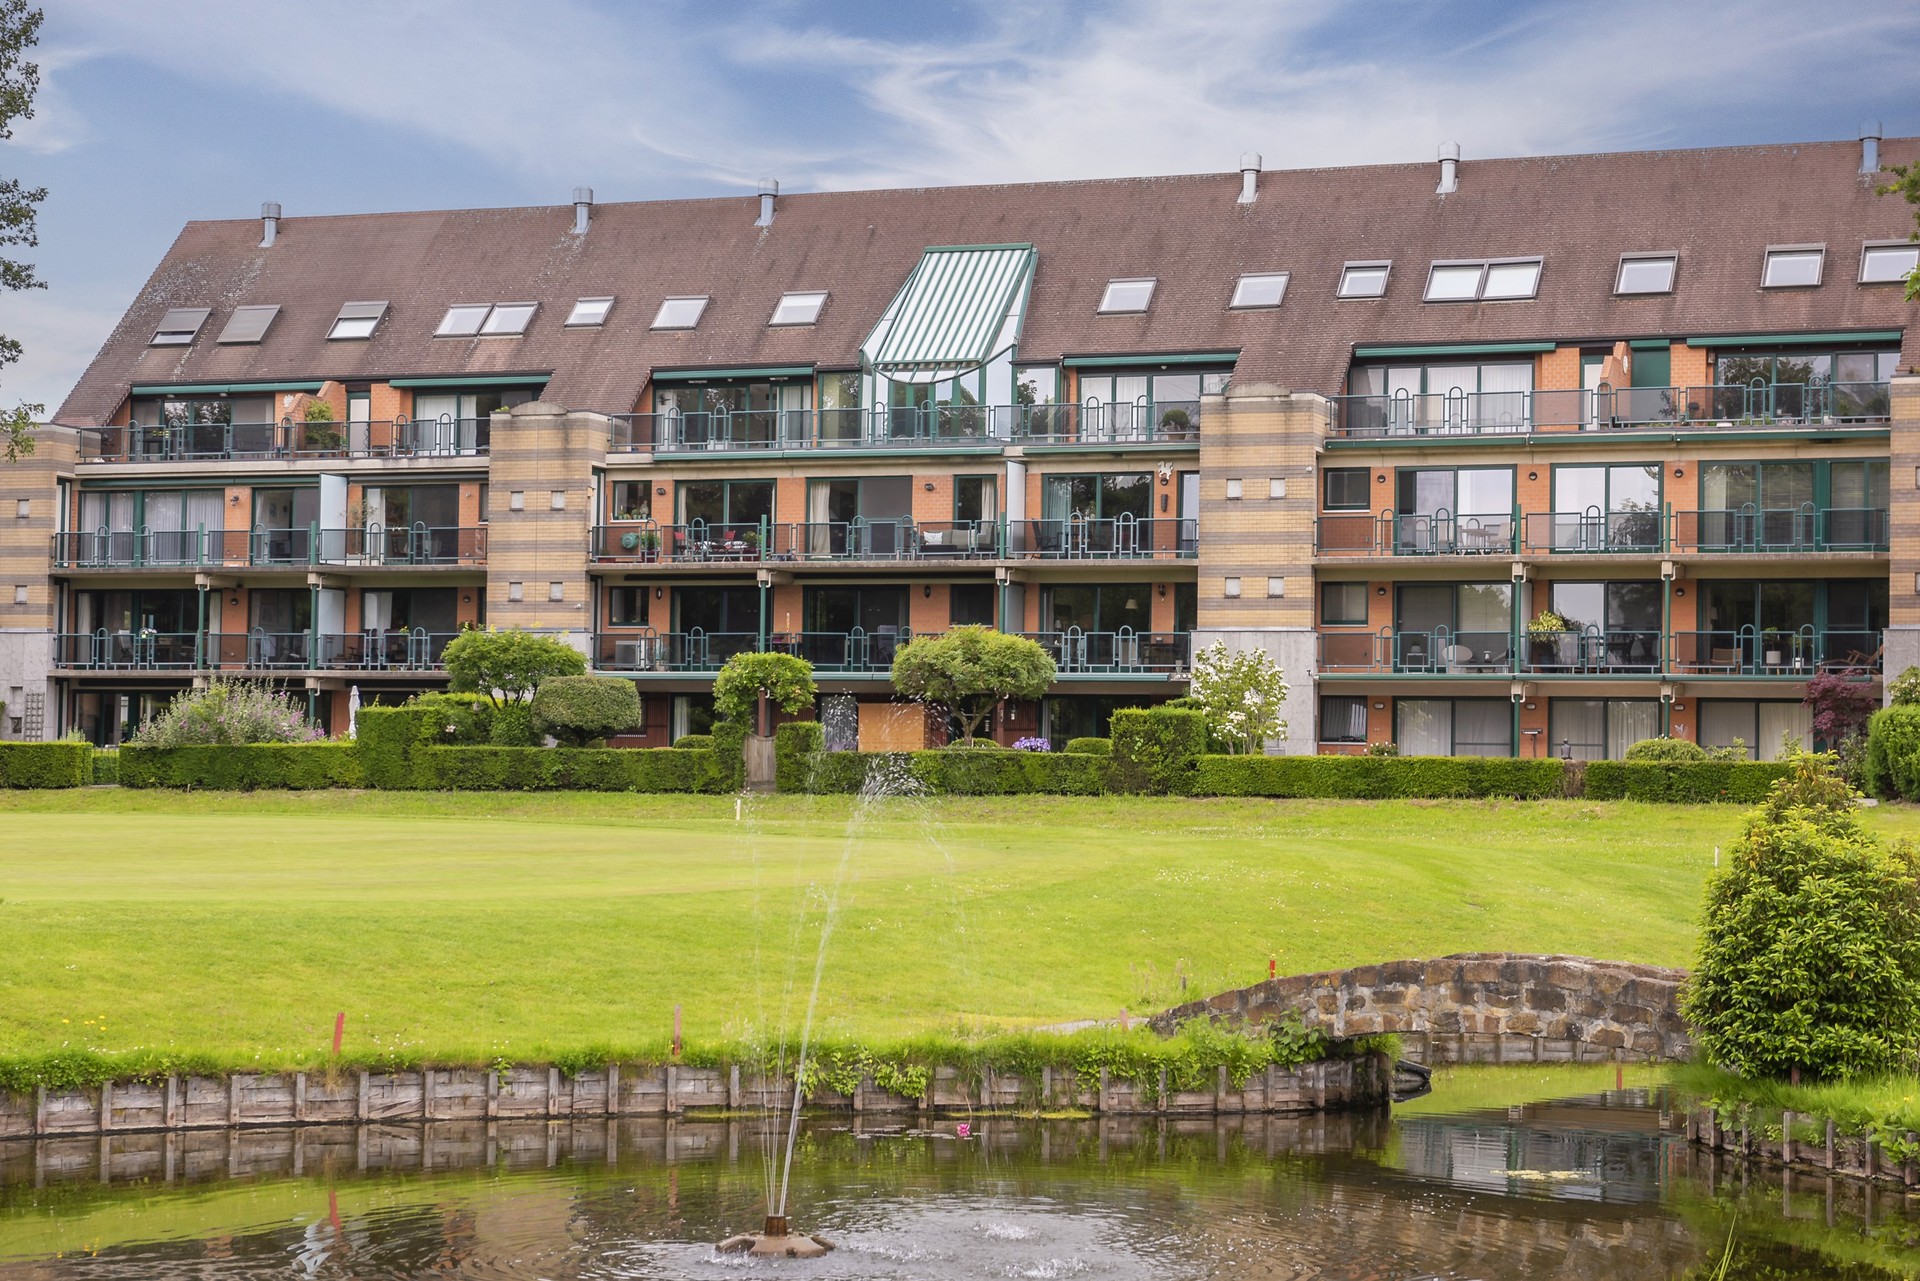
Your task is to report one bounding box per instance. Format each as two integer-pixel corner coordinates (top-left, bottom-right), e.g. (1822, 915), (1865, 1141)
(131, 678), (323, 746)
(1011, 736), (1051, 752)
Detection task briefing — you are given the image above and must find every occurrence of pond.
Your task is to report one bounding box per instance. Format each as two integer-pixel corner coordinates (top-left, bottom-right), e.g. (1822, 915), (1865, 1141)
(2, 1077), (1914, 1279)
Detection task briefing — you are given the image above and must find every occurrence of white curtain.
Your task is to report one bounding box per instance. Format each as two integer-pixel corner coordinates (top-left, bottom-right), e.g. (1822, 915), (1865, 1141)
(184, 489), (223, 534)
(1607, 701), (1660, 759)
(1453, 699), (1512, 757)
(1700, 702), (1754, 757)
(1397, 699), (1451, 756)
(1551, 699), (1605, 760)
(1757, 703), (1813, 759)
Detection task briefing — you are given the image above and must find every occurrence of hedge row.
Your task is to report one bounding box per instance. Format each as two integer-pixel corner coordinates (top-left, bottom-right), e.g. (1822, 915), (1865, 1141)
(774, 722), (1112, 795)
(1866, 706), (1920, 801)
(1193, 754), (1566, 799)
(119, 743), (366, 790)
(0, 742), (93, 788)
(409, 745), (724, 792)
(1582, 759), (1794, 803)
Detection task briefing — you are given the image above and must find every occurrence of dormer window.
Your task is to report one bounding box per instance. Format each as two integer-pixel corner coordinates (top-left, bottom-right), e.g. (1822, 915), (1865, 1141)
(651, 296), (709, 330)
(1229, 272), (1289, 309)
(566, 297), (614, 326)
(1097, 278), (1155, 313)
(150, 307), (210, 346)
(770, 291), (828, 326)
(1616, 253), (1677, 295)
(1860, 242), (1919, 284)
(216, 305), (279, 344)
(328, 300), (388, 340)
(1762, 245), (1824, 288)
(1422, 258), (1542, 302)
(1336, 261), (1390, 298)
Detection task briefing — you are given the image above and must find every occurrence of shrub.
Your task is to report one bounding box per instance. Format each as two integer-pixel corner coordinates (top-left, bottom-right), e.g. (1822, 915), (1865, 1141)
(712, 652), (816, 728)
(1804, 671), (1878, 747)
(1188, 640), (1288, 754)
(1582, 760), (1791, 803)
(890, 627), (1054, 744)
(709, 719), (748, 792)
(402, 692), (496, 745)
(673, 734), (714, 750)
(1866, 705), (1920, 800)
(356, 704), (438, 789)
(489, 702), (538, 746)
(409, 746), (720, 792)
(1362, 741), (1400, 757)
(0, 742), (93, 788)
(1683, 754), (1920, 1080)
(90, 748), (118, 786)
(530, 675), (642, 747)
(119, 743), (365, 790)
(442, 628), (585, 705)
(1888, 666), (1920, 707)
(1111, 707), (1207, 795)
(1193, 755), (1563, 799)
(131, 679), (320, 747)
(774, 720), (826, 792)
(1064, 737), (1112, 756)
(909, 749), (1109, 796)
(1624, 737), (1708, 762)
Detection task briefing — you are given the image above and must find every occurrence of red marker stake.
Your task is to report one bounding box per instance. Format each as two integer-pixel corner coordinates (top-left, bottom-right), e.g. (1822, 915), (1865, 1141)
(1269, 958), (1277, 980)
(672, 1004), (682, 1059)
(332, 1012), (346, 1057)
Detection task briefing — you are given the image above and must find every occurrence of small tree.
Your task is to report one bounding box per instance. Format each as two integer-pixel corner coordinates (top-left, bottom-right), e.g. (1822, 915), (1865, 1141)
(132, 679), (320, 746)
(1188, 641), (1287, 754)
(531, 675), (642, 747)
(1803, 671), (1877, 746)
(712, 651), (816, 728)
(890, 627), (1054, 745)
(442, 628), (585, 706)
(1879, 159), (1920, 300)
(1682, 752), (1920, 1080)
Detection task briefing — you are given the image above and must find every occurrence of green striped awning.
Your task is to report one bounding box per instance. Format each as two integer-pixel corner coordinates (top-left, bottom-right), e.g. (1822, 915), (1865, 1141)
(863, 244), (1037, 376)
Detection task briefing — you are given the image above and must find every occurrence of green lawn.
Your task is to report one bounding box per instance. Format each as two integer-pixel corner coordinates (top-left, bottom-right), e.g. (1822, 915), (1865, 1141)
(5, 791), (1916, 1071)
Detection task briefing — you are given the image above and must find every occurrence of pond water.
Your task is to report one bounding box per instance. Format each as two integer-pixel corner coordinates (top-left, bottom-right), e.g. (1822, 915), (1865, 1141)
(2, 1085), (1915, 1279)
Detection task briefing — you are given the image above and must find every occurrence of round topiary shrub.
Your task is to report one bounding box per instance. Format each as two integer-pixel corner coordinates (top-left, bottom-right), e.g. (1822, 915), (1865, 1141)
(1624, 736), (1707, 762)
(672, 733), (714, 750)
(530, 675), (642, 747)
(1683, 754), (1920, 1080)
(1063, 737), (1113, 756)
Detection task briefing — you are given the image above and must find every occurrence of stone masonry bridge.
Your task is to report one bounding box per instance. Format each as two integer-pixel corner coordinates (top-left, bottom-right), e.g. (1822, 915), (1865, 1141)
(1151, 953), (1692, 1065)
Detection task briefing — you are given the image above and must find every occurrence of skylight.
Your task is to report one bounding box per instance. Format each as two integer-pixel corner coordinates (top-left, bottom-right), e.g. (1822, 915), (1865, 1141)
(1616, 253), (1677, 295)
(1422, 258), (1542, 302)
(1762, 246), (1824, 288)
(150, 307), (211, 346)
(436, 304), (491, 336)
(1229, 272), (1289, 309)
(327, 301), (388, 341)
(216, 305), (279, 345)
(651, 296), (709, 330)
(1098, 278), (1156, 313)
(770, 291), (828, 326)
(566, 297), (614, 326)
(1336, 262), (1390, 298)
(1860, 242), (1920, 284)
(479, 302), (536, 335)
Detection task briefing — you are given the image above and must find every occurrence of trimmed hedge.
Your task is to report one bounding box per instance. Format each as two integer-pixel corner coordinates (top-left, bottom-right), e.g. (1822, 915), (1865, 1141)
(673, 734), (714, 750)
(1111, 707), (1206, 795)
(1193, 754), (1564, 799)
(1064, 737), (1113, 757)
(775, 721), (825, 793)
(530, 675), (641, 747)
(1866, 706), (1920, 800)
(120, 743), (366, 790)
(0, 742), (93, 788)
(91, 749), (118, 786)
(409, 745), (722, 792)
(773, 725), (1114, 796)
(1582, 759), (1794, 803)
(355, 705), (437, 789)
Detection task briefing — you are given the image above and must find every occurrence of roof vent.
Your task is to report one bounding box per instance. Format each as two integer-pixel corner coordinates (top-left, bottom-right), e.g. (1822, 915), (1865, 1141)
(1861, 121), (1883, 175)
(1436, 143), (1460, 195)
(1237, 153), (1262, 205)
(572, 186), (593, 235)
(756, 178), (779, 228)
(259, 201), (281, 248)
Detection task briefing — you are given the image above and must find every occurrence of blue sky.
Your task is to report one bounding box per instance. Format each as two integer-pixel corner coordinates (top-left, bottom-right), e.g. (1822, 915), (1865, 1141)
(2, 0), (1917, 414)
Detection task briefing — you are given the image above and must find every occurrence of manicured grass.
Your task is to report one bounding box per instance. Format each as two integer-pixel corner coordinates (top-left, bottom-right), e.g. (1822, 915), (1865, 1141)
(5, 790), (1919, 1072)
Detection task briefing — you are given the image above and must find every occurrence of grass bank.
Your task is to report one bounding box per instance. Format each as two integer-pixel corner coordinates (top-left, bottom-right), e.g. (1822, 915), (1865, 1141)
(6, 791), (1916, 1078)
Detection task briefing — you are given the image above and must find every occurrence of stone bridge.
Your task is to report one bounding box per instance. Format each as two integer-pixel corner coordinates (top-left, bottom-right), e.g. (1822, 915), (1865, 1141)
(1151, 953), (1692, 1065)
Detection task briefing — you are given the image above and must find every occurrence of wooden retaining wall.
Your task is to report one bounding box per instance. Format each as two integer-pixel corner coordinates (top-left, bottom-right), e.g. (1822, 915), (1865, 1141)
(0, 1054), (1391, 1139)
(1678, 1105), (1920, 1190)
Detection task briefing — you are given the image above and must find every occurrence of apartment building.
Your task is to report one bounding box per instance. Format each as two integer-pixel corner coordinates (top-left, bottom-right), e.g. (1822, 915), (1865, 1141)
(2, 133), (1914, 756)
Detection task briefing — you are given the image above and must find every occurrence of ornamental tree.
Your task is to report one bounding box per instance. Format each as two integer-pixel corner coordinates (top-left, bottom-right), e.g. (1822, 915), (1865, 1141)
(442, 627), (585, 706)
(712, 651), (816, 727)
(531, 675), (642, 747)
(1188, 641), (1287, 755)
(890, 627), (1055, 745)
(0, 1), (46, 463)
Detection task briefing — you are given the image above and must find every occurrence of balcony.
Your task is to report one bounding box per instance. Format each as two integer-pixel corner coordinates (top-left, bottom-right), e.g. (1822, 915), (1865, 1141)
(1517, 628), (1662, 675)
(1015, 629), (1191, 675)
(1318, 628), (1514, 675)
(52, 526), (488, 570)
(1326, 381), (1892, 440)
(1668, 628), (1883, 678)
(76, 417), (490, 464)
(1315, 512), (1516, 557)
(1666, 507), (1889, 555)
(1319, 507), (1888, 558)
(589, 517), (1196, 565)
(593, 629), (907, 674)
(1316, 626), (1882, 679)
(52, 628), (458, 673)
(608, 402), (1206, 454)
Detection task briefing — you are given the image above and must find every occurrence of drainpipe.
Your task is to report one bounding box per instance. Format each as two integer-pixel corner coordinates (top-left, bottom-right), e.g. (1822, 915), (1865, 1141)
(196, 584), (208, 669)
(310, 581), (320, 683)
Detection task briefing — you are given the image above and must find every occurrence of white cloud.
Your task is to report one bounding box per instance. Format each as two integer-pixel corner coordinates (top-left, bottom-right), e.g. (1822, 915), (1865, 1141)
(0, 289), (122, 415)
(6, 47), (95, 155)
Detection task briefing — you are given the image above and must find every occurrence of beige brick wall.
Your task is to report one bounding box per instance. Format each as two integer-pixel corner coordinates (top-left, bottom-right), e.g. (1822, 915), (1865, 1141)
(484, 404), (607, 632)
(1195, 387), (1324, 628)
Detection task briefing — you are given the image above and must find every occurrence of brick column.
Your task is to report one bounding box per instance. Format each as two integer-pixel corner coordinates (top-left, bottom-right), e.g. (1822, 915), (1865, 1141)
(1888, 374), (1920, 696)
(483, 402), (606, 653)
(0, 425), (74, 739)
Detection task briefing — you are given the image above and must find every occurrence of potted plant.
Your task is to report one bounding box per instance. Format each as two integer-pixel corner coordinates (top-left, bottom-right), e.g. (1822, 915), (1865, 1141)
(1762, 628), (1785, 667)
(638, 528), (660, 561)
(1527, 610), (1573, 668)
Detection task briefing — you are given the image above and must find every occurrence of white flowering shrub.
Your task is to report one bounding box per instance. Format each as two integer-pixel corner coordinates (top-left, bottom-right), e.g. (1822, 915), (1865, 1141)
(1189, 641), (1287, 755)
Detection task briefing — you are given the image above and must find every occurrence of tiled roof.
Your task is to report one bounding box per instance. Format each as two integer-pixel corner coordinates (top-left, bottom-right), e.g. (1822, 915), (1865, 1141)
(55, 136), (1920, 427)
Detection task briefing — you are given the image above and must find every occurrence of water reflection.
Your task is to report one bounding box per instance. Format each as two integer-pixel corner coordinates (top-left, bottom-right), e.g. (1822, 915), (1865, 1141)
(0, 1093), (1914, 1279)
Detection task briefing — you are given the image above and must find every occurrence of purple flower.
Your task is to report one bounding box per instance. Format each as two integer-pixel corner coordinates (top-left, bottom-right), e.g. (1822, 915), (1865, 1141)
(1012, 736), (1051, 752)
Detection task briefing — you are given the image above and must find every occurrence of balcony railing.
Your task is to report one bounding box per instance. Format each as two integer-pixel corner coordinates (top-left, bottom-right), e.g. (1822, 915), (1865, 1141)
(1668, 627), (1883, 677)
(76, 417), (492, 464)
(52, 525), (487, 569)
(1519, 510), (1663, 555)
(1014, 517), (1196, 559)
(1667, 507), (1890, 554)
(592, 628), (907, 674)
(52, 628), (458, 672)
(1015, 629), (1191, 674)
(1318, 628), (1514, 675)
(1317, 626), (1883, 678)
(1517, 628), (1663, 675)
(1313, 512), (1516, 556)
(1327, 380), (1892, 440)
(589, 516), (1196, 564)
(608, 401), (1207, 454)
(1319, 506), (1889, 557)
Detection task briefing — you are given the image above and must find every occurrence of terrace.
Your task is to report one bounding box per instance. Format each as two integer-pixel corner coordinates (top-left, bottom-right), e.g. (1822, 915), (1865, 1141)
(589, 517), (1195, 565)
(607, 401), (1206, 454)
(591, 627), (1191, 677)
(1316, 625), (1882, 678)
(51, 526), (488, 570)
(51, 628), (458, 673)
(1316, 506), (1889, 557)
(76, 417), (491, 463)
(1326, 381), (1891, 440)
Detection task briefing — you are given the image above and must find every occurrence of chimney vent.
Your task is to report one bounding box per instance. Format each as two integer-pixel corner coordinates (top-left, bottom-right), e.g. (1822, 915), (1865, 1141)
(572, 186), (594, 235)
(259, 201), (281, 248)
(756, 179), (779, 228)
(1861, 121), (1883, 175)
(1436, 143), (1461, 195)
(1237, 153), (1262, 205)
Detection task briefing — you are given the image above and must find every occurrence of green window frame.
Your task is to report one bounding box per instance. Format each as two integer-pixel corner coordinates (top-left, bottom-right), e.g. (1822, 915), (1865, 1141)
(1323, 467), (1370, 511)
(1321, 581), (1368, 626)
(676, 479), (776, 527)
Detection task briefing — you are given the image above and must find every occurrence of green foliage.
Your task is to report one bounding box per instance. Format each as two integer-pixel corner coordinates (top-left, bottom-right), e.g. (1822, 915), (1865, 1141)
(911, 749), (1109, 795)
(1361, 741), (1400, 757)
(1188, 641), (1287, 754)
(709, 719), (748, 792)
(0, 741), (90, 787)
(1887, 666), (1920, 707)
(890, 626), (1055, 744)
(119, 743), (365, 790)
(1194, 754), (1564, 799)
(489, 701), (537, 745)
(89, 748), (117, 786)
(354, 704), (434, 789)
(131, 679), (318, 746)
(1526, 609), (1570, 636)
(1063, 737), (1112, 756)
(1110, 707), (1207, 794)
(1583, 760), (1791, 803)
(1625, 736), (1708, 762)
(403, 691), (497, 745)
(774, 719), (825, 792)
(711, 651), (816, 727)
(1683, 754), (1920, 1080)
(1865, 705), (1920, 800)
(442, 628), (585, 706)
(409, 745), (723, 792)
(0, 0), (44, 463)
(1878, 160), (1920, 301)
(672, 734), (714, 750)
(530, 675), (642, 747)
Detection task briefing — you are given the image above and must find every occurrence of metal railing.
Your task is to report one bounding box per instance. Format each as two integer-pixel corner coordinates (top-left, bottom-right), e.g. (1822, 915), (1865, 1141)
(1319, 506), (1889, 557)
(1315, 626), (1884, 678)
(52, 628), (460, 672)
(1326, 380), (1892, 439)
(75, 416), (493, 463)
(1517, 628), (1663, 675)
(1318, 627), (1514, 674)
(52, 630), (204, 670)
(1667, 506), (1890, 554)
(1519, 510), (1664, 555)
(590, 517), (1195, 563)
(1312, 512), (1516, 556)
(1015, 628), (1191, 673)
(52, 524), (488, 569)
(1668, 627), (1882, 677)
(1014, 516), (1196, 559)
(609, 401), (1209, 454)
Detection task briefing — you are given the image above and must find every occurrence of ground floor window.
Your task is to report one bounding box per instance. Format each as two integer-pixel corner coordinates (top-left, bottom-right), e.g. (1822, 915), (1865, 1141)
(1698, 699), (1811, 760)
(1395, 697), (1512, 756)
(1547, 698), (1660, 760)
(1042, 694), (1157, 748)
(1319, 694), (1367, 743)
(671, 693), (716, 741)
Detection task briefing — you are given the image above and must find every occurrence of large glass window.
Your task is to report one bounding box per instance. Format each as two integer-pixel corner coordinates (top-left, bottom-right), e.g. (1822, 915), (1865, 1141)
(1321, 582), (1368, 626)
(800, 586), (910, 668)
(1548, 699), (1660, 760)
(950, 583), (995, 627)
(1395, 698), (1512, 757)
(1542, 581), (1661, 671)
(608, 481), (651, 522)
(673, 585), (760, 637)
(1043, 583), (1153, 634)
(677, 480), (775, 529)
(1042, 474), (1152, 522)
(954, 476), (997, 523)
(656, 379), (810, 447)
(817, 372), (862, 442)
(608, 587), (648, 627)
(1394, 467), (1514, 553)
(805, 477), (912, 556)
(1546, 463), (1661, 551)
(1076, 369), (1227, 440)
(1319, 695), (1367, 744)
(1323, 467), (1370, 511)
(1394, 583), (1511, 671)
(1699, 701), (1813, 759)
(253, 487), (319, 564)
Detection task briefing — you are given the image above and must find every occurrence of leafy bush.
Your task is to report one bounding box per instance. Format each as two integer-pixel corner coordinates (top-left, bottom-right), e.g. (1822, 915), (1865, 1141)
(0, 742), (93, 788)
(712, 652), (816, 728)
(1866, 705), (1920, 800)
(119, 743), (365, 790)
(489, 702), (538, 745)
(1888, 666), (1920, 707)
(402, 692), (496, 745)
(409, 746), (722, 792)
(132, 680), (320, 746)
(1582, 760), (1791, 803)
(355, 704), (437, 789)
(1064, 737), (1112, 756)
(1362, 741), (1400, 757)
(1111, 707), (1207, 795)
(442, 628), (585, 705)
(1683, 754), (1920, 1080)
(1804, 671), (1878, 747)
(774, 720), (825, 792)
(709, 719), (748, 792)
(890, 627), (1054, 744)
(1624, 737), (1707, 762)
(1188, 640), (1288, 754)
(1194, 754), (1563, 799)
(530, 675), (642, 747)
(91, 748), (118, 786)
(673, 734), (714, 750)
